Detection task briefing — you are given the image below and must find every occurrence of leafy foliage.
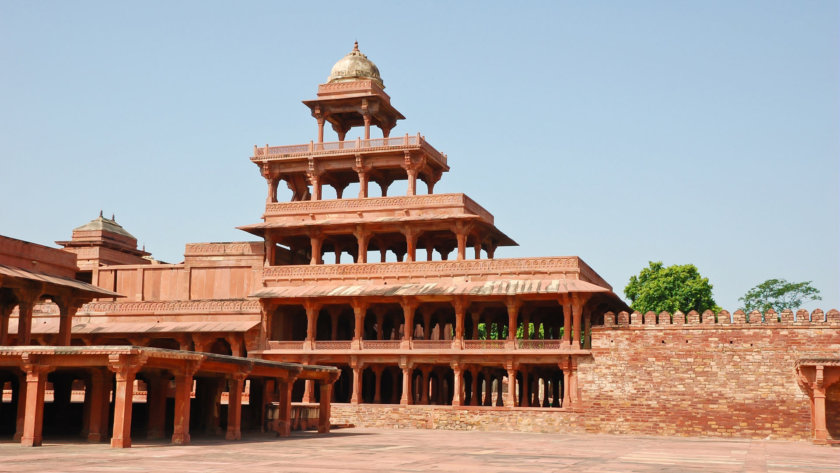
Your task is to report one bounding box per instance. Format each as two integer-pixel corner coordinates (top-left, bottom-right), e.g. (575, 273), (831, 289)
(624, 261), (720, 314)
(738, 278), (821, 313)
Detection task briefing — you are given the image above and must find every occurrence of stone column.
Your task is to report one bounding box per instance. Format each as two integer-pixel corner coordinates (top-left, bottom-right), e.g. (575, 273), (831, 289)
(318, 380), (334, 434)
(16, 292), (39, 346)
(471, 311), (480, 340)
(496, 372), (504, 406)
(362, 112), (371, 140)
(56, 297), (80, 346)
(316, 116), (325, 143)
(506, 299), (520, 344)
(303, 379), (316, 404)
(354, 226), (369, 263)
(329, 307), (341, 341)
(406, 168), (417, 196)
(357, 170), (369, 198)
(453, 299), (466, 349)
(20, 364), (52, 447)
(277, 376), (296, 437)
(374, 308), (385, 340)
(813, 366), (828, 443)
(146, 374), (167, 440)
(506, 365), (517, 408)
(352, 301), (366, 350)
(562, 367), (571, 408)
(451, 362), (463, 406)
(83, 369), (109, 442)
(109, 357), (143, 448)
(562, 299), (572, 345)
(401, 300), (416, 349)
(400, 365), (412, 405)
(404, 229), (418, 262)
(305, 303), (320, 349)
(266, 177), (279, 204)
(350, 360), (363, 405)
(172, 366), (196, 445)
(225, 374), (246, 441)
(14, 372), (26, 442)
(455, 230), (467, 261)
(309, 234), (323, 265)
(0, 302), (13, 346)
(482, 371), (492, 406)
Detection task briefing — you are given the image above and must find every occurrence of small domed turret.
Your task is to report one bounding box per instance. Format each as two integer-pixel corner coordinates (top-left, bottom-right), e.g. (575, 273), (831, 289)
(327, 42), (384, 88)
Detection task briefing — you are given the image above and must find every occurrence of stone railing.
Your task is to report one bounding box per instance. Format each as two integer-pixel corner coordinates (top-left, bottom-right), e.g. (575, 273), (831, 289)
(601, 308), (840, 327)
(517, 339), (563, 350)
(361, 340), (402, 350)
(252, 134), (447, 166)
(411, 340), (453, 350)
(462, 340), (507, 350)
(313, 340), (353, 350)
(264, 193), (494, 224)
(268, 341), (306, 350)
(262, 257), (582, 283)
(80, 300), (261, 314)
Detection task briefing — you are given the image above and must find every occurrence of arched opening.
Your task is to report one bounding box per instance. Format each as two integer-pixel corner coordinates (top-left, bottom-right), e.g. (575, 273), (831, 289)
(270, 305), (307, 341)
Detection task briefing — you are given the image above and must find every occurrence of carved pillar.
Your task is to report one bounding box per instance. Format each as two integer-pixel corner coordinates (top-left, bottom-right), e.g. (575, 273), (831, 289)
(451, 362), (463, 406)
(350, 358), (363, 404)
(471, 311), (480, 340)
(309, 233), (323, 265)
(400, 365), (412, 405)
(266, 176), (279, 204)
(374, 307), (385, 340)
(506, 298), (520, 343)
(469, 368), (479, 406)
(305, 303), (320, 349)
(352, 301), (366, 349)
(277, 376), (296, 437)
(328, 306), (341, 341)
(403, 229), (418, 262)
(318, 380), (334, 434)
(562, 299), (572, 345)
(813, 366), (828, 443)
(225, 374), (247, 441)
(420, 367), (430, 405)
(506, 364), (517, 408)
(171, 364), (197, 445)
(16, 290), (40, 345)
(20, 363), (52, 447)
(356, 167), (369, 199)
(422, 307), (433, 340)
(453, 298), (466, 349)
(316, 116), (325, 143)
(455, 229), (467, 261)
(401, 300), (416, 349)
(0, 301), (13, 345)
(482, 371), (492, 406)
(56, 297), (81, 346)
(362, 112), (371, 140)
(354, 226), (368, 263)
(109, 356), (143, 448)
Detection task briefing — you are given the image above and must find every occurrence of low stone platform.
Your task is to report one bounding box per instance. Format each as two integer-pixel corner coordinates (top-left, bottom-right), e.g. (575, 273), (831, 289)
(0, 428), (837, 472)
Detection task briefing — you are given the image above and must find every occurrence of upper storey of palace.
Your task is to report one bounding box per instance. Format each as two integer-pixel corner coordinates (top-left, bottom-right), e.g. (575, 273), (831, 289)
(241, 43), (516, 262)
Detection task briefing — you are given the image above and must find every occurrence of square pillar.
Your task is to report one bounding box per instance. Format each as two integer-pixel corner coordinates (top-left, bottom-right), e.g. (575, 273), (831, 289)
(109, 359), (142, 448)
(225, 375), (246, 441)
(350, 360), (362, 404)
(506, 366), (517, 408)
(303, 379), (317, 403)
(400, 365), (412, 406)
(20, 364), (51, 447)
(16, 299), (36, 346)
(277, 377), (295, 437)
(171, 368), (195, 445)
(450, 362), (463, 407)
(318, 381), (334, 434)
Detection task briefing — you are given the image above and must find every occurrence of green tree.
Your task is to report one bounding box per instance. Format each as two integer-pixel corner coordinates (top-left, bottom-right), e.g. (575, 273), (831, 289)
(624, 261), (720, 314)
(738, 278), (821, 313)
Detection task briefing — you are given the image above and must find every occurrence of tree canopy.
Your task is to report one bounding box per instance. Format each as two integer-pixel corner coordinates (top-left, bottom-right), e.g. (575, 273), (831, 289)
(624, 261), (719, 314)
(738, 278), (821, 313)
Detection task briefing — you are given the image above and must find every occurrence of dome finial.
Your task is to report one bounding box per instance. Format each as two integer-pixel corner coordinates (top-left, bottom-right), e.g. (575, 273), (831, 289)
(353, 40), (359, 52)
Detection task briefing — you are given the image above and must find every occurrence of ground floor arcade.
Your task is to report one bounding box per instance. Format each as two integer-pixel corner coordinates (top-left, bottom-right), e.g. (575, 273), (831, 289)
(0, 346), (339, 448)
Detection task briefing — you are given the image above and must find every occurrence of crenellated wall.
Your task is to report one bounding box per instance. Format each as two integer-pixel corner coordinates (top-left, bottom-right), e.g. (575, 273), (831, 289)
(582, 308), (840, 440)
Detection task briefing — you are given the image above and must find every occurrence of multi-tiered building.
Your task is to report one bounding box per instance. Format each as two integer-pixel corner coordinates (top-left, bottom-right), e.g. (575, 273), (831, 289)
(238, 42), (627, 408)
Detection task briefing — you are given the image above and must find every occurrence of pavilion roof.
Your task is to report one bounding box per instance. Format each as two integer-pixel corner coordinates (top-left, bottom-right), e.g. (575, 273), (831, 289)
(0, 263), (120, 299)
(7, 319), (259, 335)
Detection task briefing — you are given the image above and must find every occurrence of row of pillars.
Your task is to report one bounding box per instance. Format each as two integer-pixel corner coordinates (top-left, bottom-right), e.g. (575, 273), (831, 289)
(286, 296), (587, 350)
(0, 288), (82, 347)
(342, 362), (577, 408)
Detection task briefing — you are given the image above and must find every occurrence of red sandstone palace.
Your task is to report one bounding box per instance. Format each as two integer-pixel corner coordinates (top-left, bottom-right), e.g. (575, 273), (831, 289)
(1, 43), (838, 447)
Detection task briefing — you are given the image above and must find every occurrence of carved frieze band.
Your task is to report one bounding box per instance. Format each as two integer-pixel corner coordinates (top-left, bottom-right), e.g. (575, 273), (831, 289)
(184, 242), (264, 256)
(80, 300), (261, 314)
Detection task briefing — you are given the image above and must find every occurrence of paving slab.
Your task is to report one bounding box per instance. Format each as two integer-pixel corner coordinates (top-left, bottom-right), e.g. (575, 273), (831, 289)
(0, 428), (837, 473)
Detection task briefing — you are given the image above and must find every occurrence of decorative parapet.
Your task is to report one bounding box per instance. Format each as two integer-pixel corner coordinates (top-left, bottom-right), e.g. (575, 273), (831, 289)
(602, 308), (840, 328)
(251, 134), (447, 166)
(184, 242), (264, 257)
(264, 193), (494, 224)
(262, 256), (585, 284)
(80, 300), (261, 314)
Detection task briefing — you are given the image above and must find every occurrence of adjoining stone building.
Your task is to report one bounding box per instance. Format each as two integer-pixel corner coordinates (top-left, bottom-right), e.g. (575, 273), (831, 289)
(1, 43), (838, 445)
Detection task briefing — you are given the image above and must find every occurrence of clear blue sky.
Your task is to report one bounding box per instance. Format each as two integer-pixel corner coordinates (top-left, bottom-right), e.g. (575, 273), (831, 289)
(1, 1), (837, 311)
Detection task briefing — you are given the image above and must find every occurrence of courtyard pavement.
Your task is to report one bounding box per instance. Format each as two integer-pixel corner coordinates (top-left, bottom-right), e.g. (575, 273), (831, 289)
(0, 428), (838, 473)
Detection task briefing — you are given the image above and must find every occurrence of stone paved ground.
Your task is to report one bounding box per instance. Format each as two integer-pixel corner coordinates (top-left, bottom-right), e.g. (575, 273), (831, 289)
(0, 429), (838, 473)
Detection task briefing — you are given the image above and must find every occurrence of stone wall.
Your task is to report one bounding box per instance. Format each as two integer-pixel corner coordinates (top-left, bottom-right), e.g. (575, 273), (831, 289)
(332, 309), (840, 441)
(581, 308), (840, 440)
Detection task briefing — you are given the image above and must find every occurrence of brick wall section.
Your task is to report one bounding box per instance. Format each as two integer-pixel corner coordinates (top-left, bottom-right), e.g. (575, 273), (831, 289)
(332, 309), (840, 441)
(583, 309), (840, 440)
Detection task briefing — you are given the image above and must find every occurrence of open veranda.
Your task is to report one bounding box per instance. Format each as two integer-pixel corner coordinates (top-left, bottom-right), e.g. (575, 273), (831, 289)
(0, 428), (838, 473)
